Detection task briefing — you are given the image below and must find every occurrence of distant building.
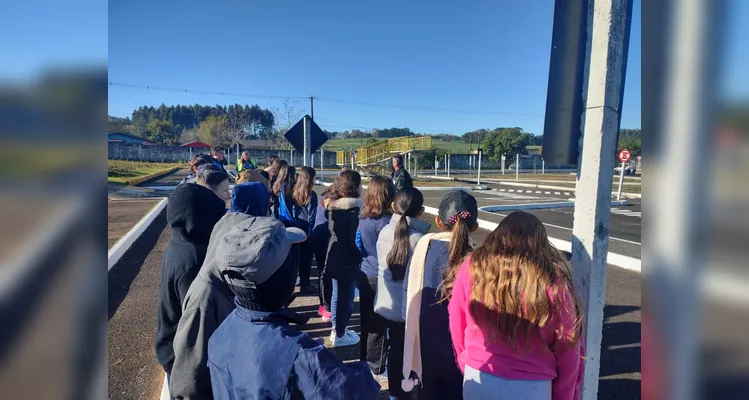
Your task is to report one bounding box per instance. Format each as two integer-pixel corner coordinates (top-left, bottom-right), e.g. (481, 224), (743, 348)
(108, 132), (154, 145)
(244, 139), (277, 149)
(180, 140), (212, 148)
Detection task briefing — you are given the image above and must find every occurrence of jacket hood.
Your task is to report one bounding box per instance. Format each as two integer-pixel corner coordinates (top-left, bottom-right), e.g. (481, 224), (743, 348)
(167, 183), (226, 244)
(198, 212), (255, 283)
(325, 197), (363, 211)
(388, 213), (431, 235)
(231, 182), (270, 217)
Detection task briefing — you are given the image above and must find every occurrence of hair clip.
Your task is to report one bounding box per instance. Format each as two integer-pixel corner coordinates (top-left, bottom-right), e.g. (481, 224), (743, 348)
(447, 210), (471, 225)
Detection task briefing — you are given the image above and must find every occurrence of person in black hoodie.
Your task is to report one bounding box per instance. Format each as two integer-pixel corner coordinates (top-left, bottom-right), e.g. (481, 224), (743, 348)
(323, 170), (364, 347)
(155, 182), (227, 382)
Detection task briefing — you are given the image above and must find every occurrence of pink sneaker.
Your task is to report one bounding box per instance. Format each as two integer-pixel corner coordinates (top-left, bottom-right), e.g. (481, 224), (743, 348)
(317, 305), (332, 322)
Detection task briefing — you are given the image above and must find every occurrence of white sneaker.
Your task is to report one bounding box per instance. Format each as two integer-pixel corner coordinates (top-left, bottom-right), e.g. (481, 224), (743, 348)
(330, 329), (360, 347)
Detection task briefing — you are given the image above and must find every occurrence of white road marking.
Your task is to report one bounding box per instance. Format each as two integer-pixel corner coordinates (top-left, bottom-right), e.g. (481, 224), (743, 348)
(536, 191), (541, 194)
(564, 192), (571, 196)
(545, 191), (551, 194)
(554, 192), (561, 195)
(509, 189), (515, 192)
(499, 189), (506, 191)
(610, 208), (642, 218)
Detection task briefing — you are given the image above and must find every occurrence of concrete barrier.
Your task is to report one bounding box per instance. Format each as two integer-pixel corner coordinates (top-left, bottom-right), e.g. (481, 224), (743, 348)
(107, 198), (169, 271)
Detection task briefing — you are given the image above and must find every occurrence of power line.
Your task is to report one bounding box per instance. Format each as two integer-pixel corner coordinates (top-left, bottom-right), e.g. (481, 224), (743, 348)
(108, 81), (309, 101)
(109, 81), (540, 117)
(315, 96), (540, 117)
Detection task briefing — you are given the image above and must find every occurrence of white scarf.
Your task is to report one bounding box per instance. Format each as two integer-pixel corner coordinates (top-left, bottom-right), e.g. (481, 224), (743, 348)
(401, 231), (453, 392)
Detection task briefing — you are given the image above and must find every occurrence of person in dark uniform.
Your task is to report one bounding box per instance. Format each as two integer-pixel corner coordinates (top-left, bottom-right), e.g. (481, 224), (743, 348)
(390, 154), (413, 192)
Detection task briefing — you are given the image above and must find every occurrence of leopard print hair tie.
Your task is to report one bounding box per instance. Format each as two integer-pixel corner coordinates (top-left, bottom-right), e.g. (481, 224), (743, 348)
(448, 210), (471, 225)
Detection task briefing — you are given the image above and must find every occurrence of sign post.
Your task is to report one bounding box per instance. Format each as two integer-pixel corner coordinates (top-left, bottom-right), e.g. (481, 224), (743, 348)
(516, 153), (520, 182)
(303, 116), (312, 166)
(283, 115), (328, 166)
(617, 149), (631, 200)
(477, 149), (482, 186)
(320, 148), (324, 181)
(501, 154), (505, 175)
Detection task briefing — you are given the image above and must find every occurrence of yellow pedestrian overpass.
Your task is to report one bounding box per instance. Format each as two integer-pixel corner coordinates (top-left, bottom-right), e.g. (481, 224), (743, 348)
(335, 136), (433, 168)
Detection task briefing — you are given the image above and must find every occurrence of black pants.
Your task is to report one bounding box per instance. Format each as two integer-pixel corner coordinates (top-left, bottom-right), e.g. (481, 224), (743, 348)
(357, 271), (387, 374)
(298, 240), (315, 288)
(385, 320), (408, 399)
(304, 234), (331, 310)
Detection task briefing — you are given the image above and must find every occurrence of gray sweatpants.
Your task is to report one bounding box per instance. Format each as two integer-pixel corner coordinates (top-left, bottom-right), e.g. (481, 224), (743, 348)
(463, 365), (552, 400)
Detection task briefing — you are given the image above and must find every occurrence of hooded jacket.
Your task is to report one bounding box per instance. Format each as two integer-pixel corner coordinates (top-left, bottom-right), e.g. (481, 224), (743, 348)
(169, 214), (293, 399)
(231, 182), (269, 217)
(323, 197), (364, 279)
(374, 213), (431, 322)
(155, 183), (226, 374)
(208, 307), (380, 400)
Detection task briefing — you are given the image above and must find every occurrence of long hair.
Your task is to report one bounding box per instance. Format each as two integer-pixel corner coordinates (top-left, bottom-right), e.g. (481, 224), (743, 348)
(190, 154), (212, 174)
(360, 175), (395, 219)
(437, 190), (479, 302)
(386, 187), (424, 275)
(269, 159), (287, 181)
(293, 166), (316, 206)
(272, 164), (296, 197)
(468, 211), (583, 354)
(327, 170), (361, 202)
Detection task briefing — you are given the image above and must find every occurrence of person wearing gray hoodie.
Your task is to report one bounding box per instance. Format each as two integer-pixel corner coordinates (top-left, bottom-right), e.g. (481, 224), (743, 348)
(169, 213), (306, 399)
(374, 187), (430, 400)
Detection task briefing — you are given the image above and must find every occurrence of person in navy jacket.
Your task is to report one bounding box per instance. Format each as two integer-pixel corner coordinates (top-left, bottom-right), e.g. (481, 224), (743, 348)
(207, 216), (379, 400)
(294, 167), (319, 293)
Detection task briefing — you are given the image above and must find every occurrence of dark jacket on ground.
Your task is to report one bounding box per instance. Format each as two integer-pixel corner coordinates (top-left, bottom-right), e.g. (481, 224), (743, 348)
(390, 168), (413, 192)
(356, 215), (392, 278)
(402, 239), (463, 393)
(208, 307), (380, 400)
(324, 197), (364, 280)
(169, 213), (258, 399)
(155, 183), (226, 374)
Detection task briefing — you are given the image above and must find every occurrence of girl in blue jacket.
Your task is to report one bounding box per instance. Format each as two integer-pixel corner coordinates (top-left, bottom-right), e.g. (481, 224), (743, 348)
(294, 166), (319, 293)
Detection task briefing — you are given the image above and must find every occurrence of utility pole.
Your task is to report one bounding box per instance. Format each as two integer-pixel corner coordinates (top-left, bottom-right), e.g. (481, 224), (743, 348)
(310, 96), (315, 120)
(570, 1), (632, 399)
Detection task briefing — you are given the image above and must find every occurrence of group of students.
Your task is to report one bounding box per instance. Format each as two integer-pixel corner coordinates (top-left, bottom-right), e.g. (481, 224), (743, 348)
(156, 151), (585, 400)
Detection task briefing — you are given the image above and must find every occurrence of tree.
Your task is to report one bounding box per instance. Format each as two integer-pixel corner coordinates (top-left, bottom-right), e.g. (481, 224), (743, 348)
(108, 116), (134, 133)
(481, 127), (534, 168)
(617, 128), (641, 156)
(145, 119), (180, 145)
(271, 100), (304, 150)
(197, 115), (230, 147)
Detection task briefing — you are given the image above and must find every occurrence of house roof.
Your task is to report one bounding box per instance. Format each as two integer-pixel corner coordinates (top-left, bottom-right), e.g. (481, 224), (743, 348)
(108, 132), (154, 145)
(180, 140), (212, 148)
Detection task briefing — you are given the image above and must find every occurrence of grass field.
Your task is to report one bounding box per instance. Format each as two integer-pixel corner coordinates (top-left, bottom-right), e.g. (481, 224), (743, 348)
(322, 138), (539, 154)
(108, 160), (185, 184)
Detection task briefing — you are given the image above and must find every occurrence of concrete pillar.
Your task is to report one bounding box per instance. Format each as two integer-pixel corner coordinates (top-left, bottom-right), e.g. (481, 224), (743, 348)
(570, 1), (632, 399)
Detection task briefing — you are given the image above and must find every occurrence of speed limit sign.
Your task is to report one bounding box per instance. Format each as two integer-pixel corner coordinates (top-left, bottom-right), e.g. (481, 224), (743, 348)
(618, 149), (631, 163)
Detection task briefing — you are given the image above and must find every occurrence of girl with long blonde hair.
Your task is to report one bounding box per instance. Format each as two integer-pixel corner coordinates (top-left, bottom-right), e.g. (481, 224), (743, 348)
(447, 211), (584, 400)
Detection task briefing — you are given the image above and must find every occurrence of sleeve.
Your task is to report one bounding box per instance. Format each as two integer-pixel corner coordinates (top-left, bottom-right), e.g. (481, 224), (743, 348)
(175, 269), (198, 308)
(291, 344), (380, 400)
(551, 288), (584, 400)
(308, 193), (318, 235)
(170, 307), (219, 400)
(355, 229), (363, 252)
(447, 260), (470, 374)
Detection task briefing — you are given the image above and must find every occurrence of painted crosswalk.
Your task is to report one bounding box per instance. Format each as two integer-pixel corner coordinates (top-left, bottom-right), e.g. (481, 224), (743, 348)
(498, 188), (572, 196)
(610, 208), (641, 218)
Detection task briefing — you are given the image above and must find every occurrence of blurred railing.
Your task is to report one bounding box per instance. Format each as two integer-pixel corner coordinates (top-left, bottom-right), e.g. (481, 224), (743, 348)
(336, 136), (433, 166)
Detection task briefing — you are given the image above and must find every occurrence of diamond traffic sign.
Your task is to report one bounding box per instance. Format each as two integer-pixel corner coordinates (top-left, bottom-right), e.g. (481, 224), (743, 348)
(284, 115), (328, 154)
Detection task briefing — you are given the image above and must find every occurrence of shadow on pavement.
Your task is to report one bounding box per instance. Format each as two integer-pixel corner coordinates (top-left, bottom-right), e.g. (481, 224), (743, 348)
(107, 212), (167, 321)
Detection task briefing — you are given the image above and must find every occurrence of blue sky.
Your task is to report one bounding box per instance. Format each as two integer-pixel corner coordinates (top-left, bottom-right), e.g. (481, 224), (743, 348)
(108, 0), (645, 135)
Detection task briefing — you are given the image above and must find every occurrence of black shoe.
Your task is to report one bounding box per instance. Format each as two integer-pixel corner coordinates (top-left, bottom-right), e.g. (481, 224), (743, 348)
(300, 283), (318, 294)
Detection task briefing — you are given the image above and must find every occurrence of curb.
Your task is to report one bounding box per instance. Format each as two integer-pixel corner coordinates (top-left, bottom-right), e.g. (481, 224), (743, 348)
(118, 166), (180, 186)
(479, 200), (627, 212)
(314, 180), (483, 191)
(107, 197), (169, 271)
(484, 180), (642, 199)
(422, 205), (642, 273)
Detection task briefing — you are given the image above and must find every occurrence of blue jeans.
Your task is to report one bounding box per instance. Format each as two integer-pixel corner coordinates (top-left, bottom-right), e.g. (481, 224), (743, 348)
(331, 276), (357, 337)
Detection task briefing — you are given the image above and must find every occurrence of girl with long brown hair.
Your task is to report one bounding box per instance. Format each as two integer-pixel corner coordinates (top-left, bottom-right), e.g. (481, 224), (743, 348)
(354, 176), (395, 378)
(294, 166), (319, 293)
(400, 190), (478, 398)
(447, 211), (584, 400)
(271, 164), (296, 223)
(323, 170), (364, 348)
(374, 187), (430, 400)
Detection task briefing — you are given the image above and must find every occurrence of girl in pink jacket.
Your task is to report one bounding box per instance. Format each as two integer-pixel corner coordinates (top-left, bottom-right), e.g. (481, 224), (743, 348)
(446, 211), (584, 400)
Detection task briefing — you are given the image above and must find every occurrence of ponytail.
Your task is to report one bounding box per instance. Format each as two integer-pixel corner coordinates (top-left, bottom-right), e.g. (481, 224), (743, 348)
(387, 216), (411, 280)
(439, 217), (472, 302)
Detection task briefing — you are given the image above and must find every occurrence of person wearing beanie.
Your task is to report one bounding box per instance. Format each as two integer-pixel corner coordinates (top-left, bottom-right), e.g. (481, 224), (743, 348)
(155, 183), (227, 381)
(207, 221), (381, 400)
(400, 190), (479, 399)
(169, 214), (306, 399)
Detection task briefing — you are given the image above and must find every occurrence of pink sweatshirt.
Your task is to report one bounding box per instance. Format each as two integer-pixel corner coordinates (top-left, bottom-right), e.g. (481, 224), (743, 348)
(448, 259), (583, 400)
